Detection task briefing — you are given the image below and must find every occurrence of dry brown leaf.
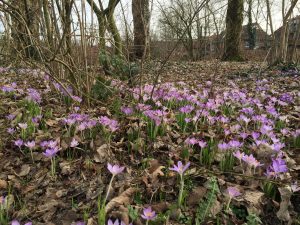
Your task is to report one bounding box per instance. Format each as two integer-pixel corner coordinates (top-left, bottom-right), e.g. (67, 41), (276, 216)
(277, 186), (292, 222)
(187, 186), (207, 206)
(18, 164), (31, 177)
(243, 190), (264, 215)
(105, 187), (136, 213)
(94, 144), (110, 163)
(0, 179), (7, 189)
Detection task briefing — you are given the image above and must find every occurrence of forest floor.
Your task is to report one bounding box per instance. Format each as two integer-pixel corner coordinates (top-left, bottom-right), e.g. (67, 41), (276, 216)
(0, 61), (300, 225)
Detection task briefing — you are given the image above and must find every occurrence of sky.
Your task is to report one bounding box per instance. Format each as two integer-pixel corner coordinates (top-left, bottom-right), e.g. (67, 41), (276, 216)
(76, 0), (300, 37)
(0, 0), (299, 37)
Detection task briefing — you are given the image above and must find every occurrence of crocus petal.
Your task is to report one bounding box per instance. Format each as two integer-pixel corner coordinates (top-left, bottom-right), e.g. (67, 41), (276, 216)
(11, 220), (20, 225)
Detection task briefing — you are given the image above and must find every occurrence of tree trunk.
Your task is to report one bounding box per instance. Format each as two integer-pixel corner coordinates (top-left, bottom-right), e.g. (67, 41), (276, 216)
(132, 0), (150, 59)
(247, 0), (255, 50)
(63, 0), (74, 55)
(277, 0), (299, 63)
(107, 0), (123, 57)
(222, 0), (244, 61)
(11, 0), (41, 59)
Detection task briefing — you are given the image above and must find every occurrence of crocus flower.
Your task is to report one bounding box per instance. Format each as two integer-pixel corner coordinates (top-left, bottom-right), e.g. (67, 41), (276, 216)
(72, 95), (82, 103)
(70, 138), (79, 148)
(43, 147), (59, 158)
(14, 139), (23, 148)
(7, 128), (15, 134)
(271, 142), (285, 152)
(18, 123), (27, 129)
(185, 137), (198, 145)
(233, 150), (245, 161)
(251, 132), (260, 140)
(141, 207), (156, 221)
(107, 163), (125, 175)
(6, 114), (16, 120)
(228, 140), (242, 149)
(242, 154), (263, 168)
(25, 141), (35, 149)
(121, 106), (134, 115)
(218, 142), (229, 151)
(11, 220), (32, 225)
(169, 161), (190, 175)
(266, 158), (288, 177)
(198, 140), (207, 149)
(72, 222), (85, 225)
(227, 187), (241, 198)
(107, 219), (132, 225)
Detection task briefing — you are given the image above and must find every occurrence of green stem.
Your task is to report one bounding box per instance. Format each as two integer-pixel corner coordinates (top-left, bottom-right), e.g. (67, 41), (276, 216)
(104, 175), (115, 204)
(30, 148), (34, 162)
(178, 174), (184, 207)
(226, 197), (232, 212)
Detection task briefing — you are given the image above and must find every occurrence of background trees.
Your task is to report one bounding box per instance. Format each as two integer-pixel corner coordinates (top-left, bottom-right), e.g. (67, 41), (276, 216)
(0, 0), (299, 91)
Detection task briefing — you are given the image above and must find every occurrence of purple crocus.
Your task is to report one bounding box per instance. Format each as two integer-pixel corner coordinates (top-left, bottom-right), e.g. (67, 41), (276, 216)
(218, 142), (229, 151)
(18, 123), (28, 129)
(72, 222), (85, 225)
(11, 220), (32, 225)
(25, 141), (35, 149)
(266, 158), (288, 177)
(6, 114), (16, 120)
(228, 140), (242, 149)
(7, 128), (15, 134)
(107, 219), (132, 225)
(107, 163), (125, 175)
(198, 140), (207, 149)
(169, 161), (190, 175)
(141, 207), (156, 221)
(242, 154), (263, 168)
(72, 95), (82, 103)
(185, 137), (198, 145)
(70, 138), (79, 148)
(43, 147), (59, 158)
(227, 187), (241, 198)
(121, 106), (134, 115)
(233, 150), (245, 161)
(14, 139), (23, 148)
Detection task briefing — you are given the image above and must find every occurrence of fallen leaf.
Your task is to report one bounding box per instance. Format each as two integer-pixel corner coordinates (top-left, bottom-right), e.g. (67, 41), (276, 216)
(0, 179), (7, 189)
(18, 164), (31, 177)
(277, 186), (292, 221)
(105, 187), (136, 213)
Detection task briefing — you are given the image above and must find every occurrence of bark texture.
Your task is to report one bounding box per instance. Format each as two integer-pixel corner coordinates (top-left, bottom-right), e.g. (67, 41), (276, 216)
(132, 0), (150, 59)
(222, 0), (244, 61)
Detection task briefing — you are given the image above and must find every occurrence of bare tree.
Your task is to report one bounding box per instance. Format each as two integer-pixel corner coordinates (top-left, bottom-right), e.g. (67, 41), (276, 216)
(222, 0), (244, 61)
(132, 0), (150, 59)
(277, 0), (299, 63)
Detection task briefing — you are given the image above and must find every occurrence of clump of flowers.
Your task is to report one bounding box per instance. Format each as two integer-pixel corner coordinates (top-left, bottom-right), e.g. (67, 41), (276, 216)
(99, 116), (119, 132)
(169, 161), (190, 207)
(42, 141), (60, 176)
(143, 109), (168, 140)
(25, 140), (36, 162)
(18, 123), (28, 139)
(266, 157), (288, 178)
(107, 218), (132, 225)
(176, 105), (194, 132)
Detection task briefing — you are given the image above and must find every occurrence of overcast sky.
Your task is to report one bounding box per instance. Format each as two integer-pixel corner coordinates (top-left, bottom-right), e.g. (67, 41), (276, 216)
(76, 0), (300, 36)
(0, 0), (299, 36)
